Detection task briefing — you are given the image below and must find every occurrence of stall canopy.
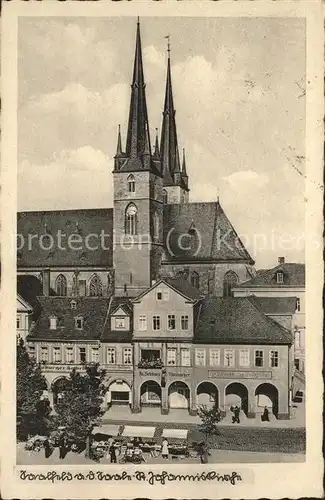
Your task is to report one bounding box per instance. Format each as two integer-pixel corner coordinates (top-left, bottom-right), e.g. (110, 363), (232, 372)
(122, 426), (155, 438)
(162, 428), (188, 440)
(92, 424), (120, 437)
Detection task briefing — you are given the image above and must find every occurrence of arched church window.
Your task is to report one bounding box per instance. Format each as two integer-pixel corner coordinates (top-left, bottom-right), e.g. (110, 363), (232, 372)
(128, 174), (135, 193)
(125, 204), (138, 235)
(162, 189), (168, 205)
(89, 274), (103, 297)
(55, 274), (67, 296)
(190, 271), (200, 289)
(223, 271), (238, 297)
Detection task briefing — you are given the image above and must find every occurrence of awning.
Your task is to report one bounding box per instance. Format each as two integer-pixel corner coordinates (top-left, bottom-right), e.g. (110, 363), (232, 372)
(92, 424), (120, 436)
(122, 425), (155, 438)
(109, 382), (130, 392)
(162, 428), (188, 439)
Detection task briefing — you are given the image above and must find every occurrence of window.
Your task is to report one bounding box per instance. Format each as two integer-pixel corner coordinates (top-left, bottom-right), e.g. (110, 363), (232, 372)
(168, 314), (176, 330)
(53, 346), (61, 362)
(190, 271), (200, 289)
(55, 274), (67, 296)
(195, 348), (206, 366)
(153, 315), (160, 330)
(181, 315), (189, 331)
(125, 204), (138, 235)
(239, 349), (250, 367)
(276, 272), (284, 284)
(255, 350), (264, 367)
(17, 316), (21, 329)
(162, 189), (168, 204)
(163, 290), (169, 301)
(270, 350), (279, 368)
(153, 212), (159, 240)
(167, 348), (176, 366)
(123, 347), (132, 365)
(127, 174), (135, 193)
(114, 317), (126, 329)
(209, 349), (220, 366)
(28, 345), (36, 358)
(294, 329), (301, 349)
(89, 274), (103, 297)
(156, 290), (163, 300)
(49, 316), (57, 330)
(138, 315), (147, 331)
(224, 349), (235, 367)
(78, 347), (86, 363)
(107, 348), (116, 364)
(65, 346), (74, 363)
(296, 298), (301, 312)
(91, 347), (99, 363)
(70, 300), (77, 310)
(223, 271), (238, 297)
(181, 348), (191, 366)
(75, 317), (84, 330)
(40, 346), (48, 362)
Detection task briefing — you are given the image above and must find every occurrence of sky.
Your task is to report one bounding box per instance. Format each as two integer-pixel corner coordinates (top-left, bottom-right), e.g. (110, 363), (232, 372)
(18, 16), (306, 269)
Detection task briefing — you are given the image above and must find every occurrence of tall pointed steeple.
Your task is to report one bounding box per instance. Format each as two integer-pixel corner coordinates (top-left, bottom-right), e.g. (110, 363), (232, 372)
(182, 147), (188, 189)
(153, 128), (160, 158)
(160, 38), (181, 186)
(125, 18), (151, 161)
(116, 124), (122, 156)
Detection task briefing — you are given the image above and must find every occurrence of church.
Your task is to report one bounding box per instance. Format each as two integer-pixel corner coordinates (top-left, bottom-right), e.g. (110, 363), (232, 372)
(17, 19), (293, 420)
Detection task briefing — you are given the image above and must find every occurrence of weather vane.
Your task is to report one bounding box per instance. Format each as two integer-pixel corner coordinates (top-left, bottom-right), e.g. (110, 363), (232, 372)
(164, 35), (171, 55)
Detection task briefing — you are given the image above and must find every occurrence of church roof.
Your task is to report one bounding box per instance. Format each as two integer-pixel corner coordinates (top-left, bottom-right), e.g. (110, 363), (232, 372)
(237, 263), (305, 288)
(163, 200), (254, 263)
(17, 208), (113, 268)
(195, 296), (292, 345)
(28, 296), (111, 341)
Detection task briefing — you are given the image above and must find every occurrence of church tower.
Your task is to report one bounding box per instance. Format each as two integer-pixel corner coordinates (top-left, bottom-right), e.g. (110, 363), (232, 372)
(160, 40), (189, 205)
(113, 19), (164, 297)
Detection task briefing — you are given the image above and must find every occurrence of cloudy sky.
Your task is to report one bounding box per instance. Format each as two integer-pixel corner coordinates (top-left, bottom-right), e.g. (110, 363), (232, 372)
(18, 16), (305, 268)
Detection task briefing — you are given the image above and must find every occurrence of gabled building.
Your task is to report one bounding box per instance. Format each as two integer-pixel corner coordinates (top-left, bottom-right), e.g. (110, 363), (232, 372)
(233, 258), (305, 373)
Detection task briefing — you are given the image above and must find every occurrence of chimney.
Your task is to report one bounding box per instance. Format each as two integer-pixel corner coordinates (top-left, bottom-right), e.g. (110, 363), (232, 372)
(42, 268), (50, 296)
(278, 257), (285, 265)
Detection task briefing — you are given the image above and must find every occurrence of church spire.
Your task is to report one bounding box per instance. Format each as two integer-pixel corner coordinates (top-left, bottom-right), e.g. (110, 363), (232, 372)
(125, 18), (151, 160)
(182, 147), (188, 189)
(153, 128), (160, 157)
(160, 36), (181, 186)
(116, 124), (122, 156)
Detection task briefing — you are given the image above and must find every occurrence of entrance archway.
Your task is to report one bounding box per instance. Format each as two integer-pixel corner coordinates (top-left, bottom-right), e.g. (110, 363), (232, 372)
(196, 382), (218, 409)
(140, 381), (161, 406)
(51, 377), (71, 405)
(255, 383), (279, 416)
(107, 380), (131, 406)
(168, 381), (190, 409)
(225, 382), (249, 415)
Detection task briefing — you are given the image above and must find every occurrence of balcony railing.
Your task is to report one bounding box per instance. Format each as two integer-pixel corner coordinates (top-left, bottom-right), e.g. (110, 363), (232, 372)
(138, 358), (163, 369)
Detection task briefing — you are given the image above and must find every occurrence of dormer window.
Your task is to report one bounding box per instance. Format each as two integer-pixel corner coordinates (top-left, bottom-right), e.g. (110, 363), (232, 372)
(49, 316), (57, 330)
(128, 174), (135, 193)
(75, 317), (84, 330)
(276, 272), (284, 284)
(70, 300), (77, 310)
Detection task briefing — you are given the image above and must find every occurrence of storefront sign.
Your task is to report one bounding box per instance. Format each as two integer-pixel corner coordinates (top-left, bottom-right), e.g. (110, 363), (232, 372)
(168, 371), (191, 378)
(139, 370), (161, 377)
(208, 370), (272, 380)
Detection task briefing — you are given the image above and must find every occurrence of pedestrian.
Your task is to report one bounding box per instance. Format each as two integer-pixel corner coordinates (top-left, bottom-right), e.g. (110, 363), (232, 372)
(230, 405), (235, 424)
(262, 406), (270, 422)
(233, 405), (240, 424)
(199, 442), (211, 464)
(43, 437), (52, 459)
(109, 441), (117, 463)
(58, 434), (66, 459)
(161, 438), (169, 460)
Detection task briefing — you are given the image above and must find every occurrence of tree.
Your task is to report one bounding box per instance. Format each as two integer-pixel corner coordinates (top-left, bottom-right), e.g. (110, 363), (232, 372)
(16, 339), (52, 440)
(54, 363), (106, 449)
(197, 403), (222, 440)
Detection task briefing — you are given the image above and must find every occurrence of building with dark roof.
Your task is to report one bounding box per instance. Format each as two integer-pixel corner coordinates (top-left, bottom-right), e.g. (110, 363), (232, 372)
(19, 19), (296, 421)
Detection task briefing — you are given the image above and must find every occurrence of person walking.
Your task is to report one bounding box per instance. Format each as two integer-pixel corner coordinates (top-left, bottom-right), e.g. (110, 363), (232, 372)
(233, 406), (240, 424)
(161, 438), (169, 460)
(109, 441), (117, 463)
(58, 434), (66, 459)
(262, 406), (270, 422)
